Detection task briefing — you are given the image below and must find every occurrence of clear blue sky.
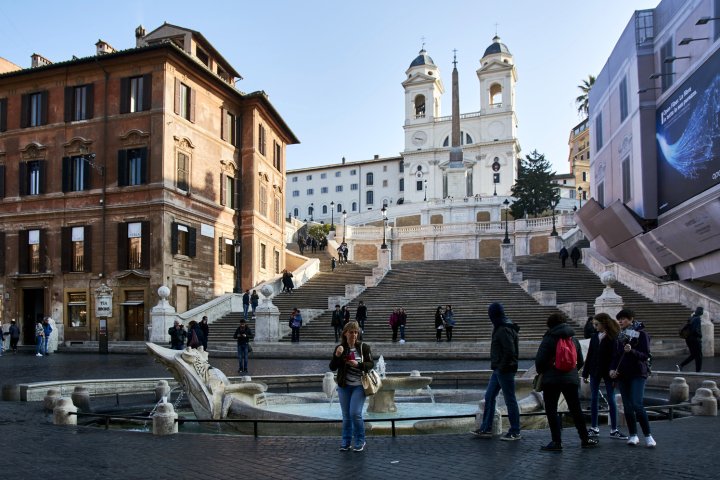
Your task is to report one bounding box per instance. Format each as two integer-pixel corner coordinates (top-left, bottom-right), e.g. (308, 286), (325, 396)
(0, 0), (659, 173)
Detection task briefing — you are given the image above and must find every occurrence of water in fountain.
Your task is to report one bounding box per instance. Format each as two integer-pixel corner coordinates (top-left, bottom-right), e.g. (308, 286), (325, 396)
(375, 355), (387, 379)
(425, 385), (436, 404)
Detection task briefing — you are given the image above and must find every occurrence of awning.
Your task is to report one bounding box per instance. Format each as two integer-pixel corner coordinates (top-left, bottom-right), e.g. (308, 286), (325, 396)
(119, 301), (144, 306)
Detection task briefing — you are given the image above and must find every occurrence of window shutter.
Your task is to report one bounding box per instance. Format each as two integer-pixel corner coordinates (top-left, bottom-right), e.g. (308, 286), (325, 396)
(220, 107), (227, 141)
(83, 156), (91, 190)
(83, 225), (92, 272)
(38, 160), (47, 194)
(61, 157), (71, 192)
(20, 94), (29, 128)
(174, 79), (181, 115)
(39, 229), (47, 272)
(235, 113), (242, 149)
(19, 230), (29, 273)
(86, 83), (95, 119)
(61, 226), (71, 272)
(117, 150), (128, 186)
(234, 176), (240, 210)
(142, 73), (152, 111)
(140, 220), (150, 269)
(0, 98), (7, 132)
(140, 147), (148, 184)
(0, 165), (5, 198)
(40, 91), (49, 125)
(0, 232), (4, 276)
(117, 222), (128, 270)
(188, 227), (197, 258)
(218, 237), (224, 265)
(220, 173), (226, 206)
(189, 87), (196, 123)
(64, 86), (73, 122)
(18, 162), (27, 196)
(171, 222), (179, 254)
(119, 77), (130, 114)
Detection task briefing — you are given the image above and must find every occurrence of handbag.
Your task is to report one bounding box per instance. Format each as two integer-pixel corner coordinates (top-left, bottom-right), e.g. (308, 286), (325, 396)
(361, 369), (382, 396)
(247, 343), (253, 353)
(532, 373), (544, 392)
(189, 330), (200, 348)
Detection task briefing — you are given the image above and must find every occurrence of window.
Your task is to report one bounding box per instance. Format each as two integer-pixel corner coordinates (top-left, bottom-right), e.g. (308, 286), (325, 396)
(293, 207), (299, 217)
(366, 172), (374, 185)
(0, 97), (7, 132)
(259, 184), (268, 216)
(352, 202), (357, 212)
(221, 174), (236, 208)
(176, 81), (193, 121)
(62, 155), (90, 192)
(399, 161), (404, 173)
(414, 94), (426, 118)
(416, 180), (423, 191)
(622, 156), (631, 203)
(258, 124), (266, 155)
(595, 113), (603, 151)
(120, 74), (151, 113)
(119, 221), (149, 270)
(383, 165), (387, 172)
(582, 172), (587, 182)
(321, 173), (327, 179)
(21, 91), (48, 127)
(336, 203), (343, 213)
(292, 190), (300, 197)
(321, 187), (328, 194)
(619, 76), (628, 121)
(0, 164), (5, 199)
(382, 180), (388, 187)
(490, 83), (503, 105)
(660, 39), (674, 93)
(222, 110), (236, 145)
(273, 141), (282, 170)
(118, 147), (147, 186)
(62, 226), (91, 272)
(260, 243), (267, 269)
(597, 181), (605, 207)
(399, 178), (404, 191)
(171, 222), (197, 257)
(20, 229), (45, 274)
(219, 237), (235, 266)
(306, 188), (314, 195)
(274, 249), (280, 274)
(350, 169), (357, 176)
(322, 205), (328, 214)
(366, 191), (374, 205)
(176, 152), (189, 191)
(66, 292), (87, 328)
(65, 84), (94, 122)
(335, 171), (341, 177)
(274, 197), (281, 225)
(336, 185), (343, 192)
(350, 184), (358, 191)
(19, 160), (46, 196)
(306, 175), (312, 181)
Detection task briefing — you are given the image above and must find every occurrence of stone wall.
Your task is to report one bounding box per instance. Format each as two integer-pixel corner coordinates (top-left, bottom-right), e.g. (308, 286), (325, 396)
(354, 243), (379, 261)
(480, 239), (502, 258)
(396, 214), (421, 227)
(528, 235), (547, 254)
(401, 242), (425, 261)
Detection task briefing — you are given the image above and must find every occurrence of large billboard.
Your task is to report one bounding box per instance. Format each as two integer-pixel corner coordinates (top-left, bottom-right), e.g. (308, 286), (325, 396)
(656, 48), (720, 215)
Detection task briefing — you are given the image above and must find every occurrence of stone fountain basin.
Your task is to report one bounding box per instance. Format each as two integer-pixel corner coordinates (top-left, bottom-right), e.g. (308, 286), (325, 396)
(379, 376), (433, 390)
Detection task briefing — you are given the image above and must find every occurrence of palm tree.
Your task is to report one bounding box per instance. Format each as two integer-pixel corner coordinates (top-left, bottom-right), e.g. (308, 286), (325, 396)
(575, 74), (596, 118)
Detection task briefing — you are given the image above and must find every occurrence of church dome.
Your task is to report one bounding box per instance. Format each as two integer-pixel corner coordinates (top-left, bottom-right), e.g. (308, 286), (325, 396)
(409, 49), (436, 68)
(483, 35), (511, 57)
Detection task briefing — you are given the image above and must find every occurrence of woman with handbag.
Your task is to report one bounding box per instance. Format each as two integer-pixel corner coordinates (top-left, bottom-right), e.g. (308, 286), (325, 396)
(329, 321), (374, 453)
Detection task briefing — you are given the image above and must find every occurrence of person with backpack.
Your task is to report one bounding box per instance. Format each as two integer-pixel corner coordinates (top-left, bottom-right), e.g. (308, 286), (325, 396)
(610, 309), (656, 448)
(677, 307), (703, 372)
(559, 247), (569, 268)
(535, 312), (598, 451)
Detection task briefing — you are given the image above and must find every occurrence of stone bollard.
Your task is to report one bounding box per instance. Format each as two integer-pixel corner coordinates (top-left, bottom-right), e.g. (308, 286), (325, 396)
(153, 402), (178, 435)
(53, 397), (78, 426)
(701, 381), (720, 401)
(691, 388), (718, 416)
(322, 372), (336, 400)
(615, 393), (626, 427)
(44, 388), (62, 411)
(669, 377), (689, 404)
(477, 400), (503, 435)
(155, 380), (171, 402)
(71, 386), (91, 412)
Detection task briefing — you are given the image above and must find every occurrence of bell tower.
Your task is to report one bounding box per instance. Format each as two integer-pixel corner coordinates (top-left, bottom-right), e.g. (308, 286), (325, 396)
(402, 48), (444, 151)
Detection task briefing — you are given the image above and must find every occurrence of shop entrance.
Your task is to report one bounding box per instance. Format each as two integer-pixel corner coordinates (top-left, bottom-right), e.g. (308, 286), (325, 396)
(22, 289), (45, 345)
(123, 304), (145, 340)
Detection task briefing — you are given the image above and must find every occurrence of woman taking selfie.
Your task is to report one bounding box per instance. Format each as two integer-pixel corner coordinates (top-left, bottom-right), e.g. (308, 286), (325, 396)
(329, 321), (374, 452)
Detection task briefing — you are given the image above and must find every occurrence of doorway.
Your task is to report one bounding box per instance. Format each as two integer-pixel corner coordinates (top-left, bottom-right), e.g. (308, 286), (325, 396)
(22, 288), (45, 345)
(123, 304), (145, 341)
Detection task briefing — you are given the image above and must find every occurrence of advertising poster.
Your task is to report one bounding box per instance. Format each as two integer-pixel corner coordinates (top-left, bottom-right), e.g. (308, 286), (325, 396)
(656, 48), (720, 215)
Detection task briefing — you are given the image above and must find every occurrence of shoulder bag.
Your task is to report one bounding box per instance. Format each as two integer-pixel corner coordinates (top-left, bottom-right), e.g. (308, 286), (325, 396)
(361, 369), (382, 396)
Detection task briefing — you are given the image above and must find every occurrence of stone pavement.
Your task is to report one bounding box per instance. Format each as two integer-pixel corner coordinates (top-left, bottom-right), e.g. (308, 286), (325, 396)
(1, 351), (718, 479)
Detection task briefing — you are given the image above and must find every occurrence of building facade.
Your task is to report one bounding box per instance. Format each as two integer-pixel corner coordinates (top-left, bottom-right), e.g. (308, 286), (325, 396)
(0, 24), (298, 344)
(567, 118), (590, 201)
(583, 0), (720, 281)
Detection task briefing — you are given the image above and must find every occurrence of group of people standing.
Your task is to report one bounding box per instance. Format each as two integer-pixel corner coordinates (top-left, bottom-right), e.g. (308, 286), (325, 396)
(0, 319), (20, 355)
(388, 308), (407, 343)
(33, 318), (53, 357)
(434, 305), (456, 342)
(331, 301), (368, 342)
(242, 290), (260, 320)
(297, 235), (328, 255)
(168, 316), (210, 351)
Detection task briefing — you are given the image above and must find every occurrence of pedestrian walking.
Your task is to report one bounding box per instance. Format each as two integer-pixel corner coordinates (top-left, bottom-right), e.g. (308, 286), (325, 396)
(570, 246), (581, 268)
(42, 317), (53, 355)
(289, 308), (303, 343)
(472, 302), (521, 441)
(355, 301), (368, 333)
(242, 289), (250, 320)
(536, 312), (598, 451)
(677, 307), (703, 372)
(9, 320), (20, 353)
(199, 316), (210, 350)
(250, 290), (259, 318)
(444, 305), (455, 342)
(331, 257), (337, 272)
(559, 247), (569, 268)
(332, 304), (344, 342)
(329, 321), (373, 452)
(186, 320), (205, 349)
(35, 320), (45, 357)
(233, 319), (254, 373)
(434, 306), (444, 342)
(168, 321), (187, 350)
(398, 307), (407, 343)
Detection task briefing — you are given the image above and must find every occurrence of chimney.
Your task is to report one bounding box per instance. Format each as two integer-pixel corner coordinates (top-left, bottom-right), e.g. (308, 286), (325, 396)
(374, 154), (379, 159)
(135, 24), (146, 47)
(95, 40), (116, 55)
(30, 53), (52, 68)
(342, 157), (346, 164)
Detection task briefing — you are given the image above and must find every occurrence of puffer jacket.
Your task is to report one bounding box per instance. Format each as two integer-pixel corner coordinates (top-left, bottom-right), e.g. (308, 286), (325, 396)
(610, 321), (650, 379)
(535, 323), (584, 386)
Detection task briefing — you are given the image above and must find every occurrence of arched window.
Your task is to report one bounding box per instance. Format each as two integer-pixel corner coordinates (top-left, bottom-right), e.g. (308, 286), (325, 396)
(414, 94), (426, 118)
(322, 205), (328, 214)
(293, 207), (298, 217)
(352, 202), (357, 212)
(337, 203), (342, 212)
(443, 131), (473, 146)
(490, 83), (503, 106)
(366, 172), (374, 186)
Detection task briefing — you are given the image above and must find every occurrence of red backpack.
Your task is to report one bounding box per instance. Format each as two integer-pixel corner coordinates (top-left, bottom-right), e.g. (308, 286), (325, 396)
(555, 337), (577, 372)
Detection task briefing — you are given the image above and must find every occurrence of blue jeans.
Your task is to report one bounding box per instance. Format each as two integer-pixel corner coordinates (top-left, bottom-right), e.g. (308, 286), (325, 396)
(291, 327), (300, 343)
(480, 370), (520, 434)
(618, 377), (651, 436)
(337, 384), (366, 447)
(36, 336), (44, 355)
(399, 325), (405, 341)
(243, 304), (249, 319)
(590, 375), (618, 430)
(44, 336), (50, 354)
(237, 344), (249, 371)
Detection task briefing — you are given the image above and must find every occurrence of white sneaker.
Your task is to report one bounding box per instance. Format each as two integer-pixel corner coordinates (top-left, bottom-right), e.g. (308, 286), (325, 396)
(645, 435), (656, 448)
(627, 435), (639, 446)
(36, 353), (43, 357)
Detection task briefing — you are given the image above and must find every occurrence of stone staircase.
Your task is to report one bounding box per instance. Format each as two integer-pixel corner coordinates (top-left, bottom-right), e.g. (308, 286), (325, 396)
(513, 253), (692, 339)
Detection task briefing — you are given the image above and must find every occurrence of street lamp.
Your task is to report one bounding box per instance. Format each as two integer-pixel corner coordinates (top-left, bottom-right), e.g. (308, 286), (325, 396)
(577, 186), (583, 210)
(381, 204), (388, 249)
(550, 189), (559, 236)
(342, 210), (347, 243)
(424, 179), (428, 201)
(330, 201), (335, 230)
(503, 199), (511, 244)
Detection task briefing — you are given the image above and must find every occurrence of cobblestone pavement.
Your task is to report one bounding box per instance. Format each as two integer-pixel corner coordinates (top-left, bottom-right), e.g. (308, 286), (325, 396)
(1, 351), (718, 479)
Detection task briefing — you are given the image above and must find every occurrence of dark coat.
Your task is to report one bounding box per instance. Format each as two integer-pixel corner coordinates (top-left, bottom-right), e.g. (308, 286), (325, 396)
(233, 324), (254, 344)
(490, 322), (520, 373)
(356, 305), (368, 321)
(559, 247), (569, 259)
(331, 309), (343, 327)
(187, 325), (206, 348)
(687, 307), (703, 339)
(581, 332), (619, 379)
(610, 322), (650, 379)
(570, 247), (581, 261)
(329, 341), (374, 387)
(535, 323), (584, 386)
(168, 326), (187, 349)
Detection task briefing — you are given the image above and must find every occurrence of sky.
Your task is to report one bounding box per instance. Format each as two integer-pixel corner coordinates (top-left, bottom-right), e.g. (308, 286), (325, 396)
(0, 0), (660, 174)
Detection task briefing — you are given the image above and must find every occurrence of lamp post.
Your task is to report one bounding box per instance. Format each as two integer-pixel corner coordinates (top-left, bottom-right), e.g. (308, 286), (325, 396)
(577, 186), (583, 210)
(342, 210), (347, 243)
(550, 189), (559, 237)
(381, 205), (388, 249)
(330, 201), (335, 230)
(503, 198), (510, 244)
(424, 179), (427, 201)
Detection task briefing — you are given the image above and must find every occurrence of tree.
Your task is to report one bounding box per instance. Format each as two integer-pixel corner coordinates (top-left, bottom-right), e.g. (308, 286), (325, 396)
(307, 223), (330, 240)
(509, 150), (558, 218)
(575, 74), (596, 118)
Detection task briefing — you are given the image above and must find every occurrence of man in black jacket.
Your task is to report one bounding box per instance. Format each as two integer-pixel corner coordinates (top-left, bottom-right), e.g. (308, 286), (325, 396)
(472, 302), (521, 441)
(678, 307), (704, 372)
